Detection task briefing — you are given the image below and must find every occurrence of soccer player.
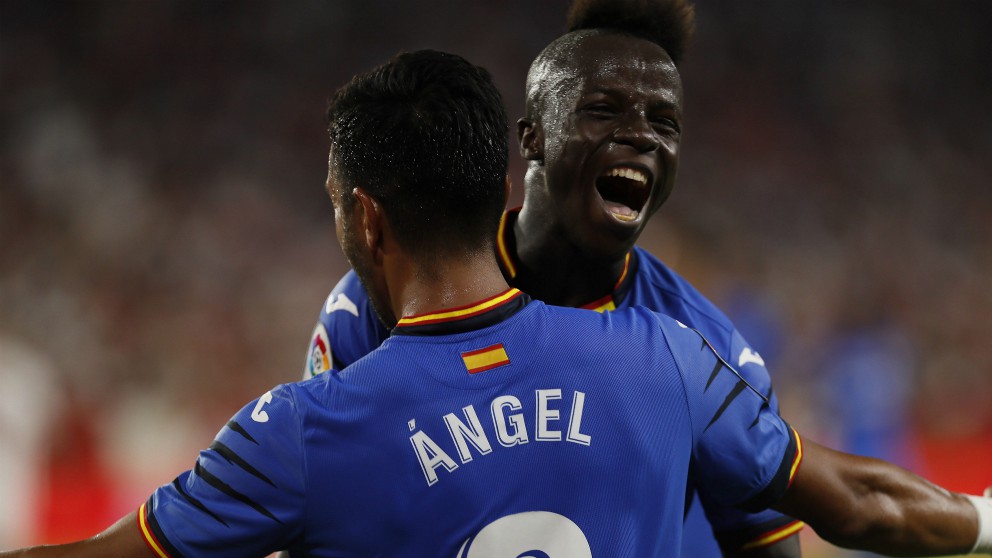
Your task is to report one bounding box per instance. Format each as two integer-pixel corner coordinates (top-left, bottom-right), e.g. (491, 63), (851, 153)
(4, 47), (990, 558)
(301, 0), (799, 555)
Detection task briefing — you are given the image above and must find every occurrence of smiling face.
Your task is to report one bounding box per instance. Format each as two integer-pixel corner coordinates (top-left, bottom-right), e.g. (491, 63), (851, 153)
(522, 32), (683, 260)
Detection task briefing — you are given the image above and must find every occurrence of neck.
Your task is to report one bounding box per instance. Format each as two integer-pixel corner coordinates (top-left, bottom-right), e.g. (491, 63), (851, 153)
(391, 250), (511, 320)
(512, 206), (628, 308)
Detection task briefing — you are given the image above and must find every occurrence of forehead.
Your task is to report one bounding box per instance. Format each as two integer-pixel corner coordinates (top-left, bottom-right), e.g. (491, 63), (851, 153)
(550, 34), (682, 106)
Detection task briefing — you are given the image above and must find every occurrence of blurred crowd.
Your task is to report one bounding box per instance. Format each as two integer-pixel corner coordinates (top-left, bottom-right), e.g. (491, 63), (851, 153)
(1, 2), (990, 556)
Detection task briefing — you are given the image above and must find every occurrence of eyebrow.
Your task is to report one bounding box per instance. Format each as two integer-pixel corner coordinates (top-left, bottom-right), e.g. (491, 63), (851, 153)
(580, 87), (680, 111)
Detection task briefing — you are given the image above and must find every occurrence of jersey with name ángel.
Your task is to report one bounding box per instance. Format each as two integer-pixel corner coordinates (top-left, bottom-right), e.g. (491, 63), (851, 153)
(143, 291), (802, 557)
(302, 209), (803, 552)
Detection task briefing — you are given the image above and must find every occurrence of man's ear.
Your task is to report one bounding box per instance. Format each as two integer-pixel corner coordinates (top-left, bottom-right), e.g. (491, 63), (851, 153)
(353, 187), (385, 264)
(517, 117), (544, 162)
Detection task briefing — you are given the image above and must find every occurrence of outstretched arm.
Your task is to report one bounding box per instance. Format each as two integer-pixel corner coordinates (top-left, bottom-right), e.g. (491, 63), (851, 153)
(662, 316), (989, 557)
(773, 439), (985, 556)
(0, 513), (157, 558)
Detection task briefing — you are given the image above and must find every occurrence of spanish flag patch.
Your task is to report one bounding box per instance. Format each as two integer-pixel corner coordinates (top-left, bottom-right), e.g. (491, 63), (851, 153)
(461, 343), (510, 374)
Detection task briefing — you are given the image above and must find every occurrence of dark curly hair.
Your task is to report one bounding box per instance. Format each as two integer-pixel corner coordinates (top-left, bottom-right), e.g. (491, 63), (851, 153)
(327, 49), (509, 259)
(566, 0), (695, 66)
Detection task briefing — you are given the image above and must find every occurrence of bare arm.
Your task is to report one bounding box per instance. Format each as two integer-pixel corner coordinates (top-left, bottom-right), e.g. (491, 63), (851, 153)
(0, 512), (157, 558)
(773, 439), (978, 556)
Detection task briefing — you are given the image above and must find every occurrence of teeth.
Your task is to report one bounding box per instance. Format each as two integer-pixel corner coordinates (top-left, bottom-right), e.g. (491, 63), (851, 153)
(605, 167), (648, 185)
(613, 210), (640, 222)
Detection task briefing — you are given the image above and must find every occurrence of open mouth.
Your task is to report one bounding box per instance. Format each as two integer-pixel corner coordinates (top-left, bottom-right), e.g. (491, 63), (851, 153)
(596, 166), (651, 222)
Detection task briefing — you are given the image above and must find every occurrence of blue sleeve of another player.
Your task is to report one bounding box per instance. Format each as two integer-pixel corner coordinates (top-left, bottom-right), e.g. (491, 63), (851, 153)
(138, 385), (307, 558)
(702, 329), (804, 550)
(302, 270), (390, 379)
(658, 315), (802, 512)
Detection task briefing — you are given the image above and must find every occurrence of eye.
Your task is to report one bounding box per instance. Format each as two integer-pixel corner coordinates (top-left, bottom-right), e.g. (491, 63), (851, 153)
(580, 103), (618, 118)
(651, 116), (681, 135)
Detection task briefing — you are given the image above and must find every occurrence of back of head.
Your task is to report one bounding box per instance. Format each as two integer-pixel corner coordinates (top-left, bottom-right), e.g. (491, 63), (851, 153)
(327, 49), (509, 259)
(526, 0), (695, 119)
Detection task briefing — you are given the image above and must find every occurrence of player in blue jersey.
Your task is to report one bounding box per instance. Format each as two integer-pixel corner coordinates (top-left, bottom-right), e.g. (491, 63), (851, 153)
(6, 47), (990, 558)
(301, 1), (797, 555)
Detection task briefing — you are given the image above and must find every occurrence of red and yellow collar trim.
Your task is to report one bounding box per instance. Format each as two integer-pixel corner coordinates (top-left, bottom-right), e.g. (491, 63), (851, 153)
(397, 288), (523, 327)
(496, 208), (519, 279)
(393, 288), (529, 336)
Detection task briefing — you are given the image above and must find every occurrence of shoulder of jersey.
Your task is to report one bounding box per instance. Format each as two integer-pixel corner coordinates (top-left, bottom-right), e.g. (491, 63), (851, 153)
(632, 247), (736, 335)
(631, 247), (726, 316)
(634, 247), (773, 385)
(320, 270), (367, 320)
(305, 271), (370, 378)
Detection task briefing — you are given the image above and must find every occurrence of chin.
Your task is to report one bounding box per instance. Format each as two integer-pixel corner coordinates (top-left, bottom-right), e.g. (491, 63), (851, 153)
(587, 209), (642, 247)
(576, 228), (638, 265)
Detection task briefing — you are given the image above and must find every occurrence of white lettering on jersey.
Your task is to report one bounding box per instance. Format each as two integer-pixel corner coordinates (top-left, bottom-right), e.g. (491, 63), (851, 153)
(455, 511), (592, 558)
(251, 391), (273, 423)
(412, 389), (592, 486)
(410, 430), (458, 486)
(566, 391), (591, 446)
(738, 347), (766, 368)
(324, 293), (359, 317)
(443, 405), (493, 463)
(491, 395), (528, 447)
(535, 389), (562, 441)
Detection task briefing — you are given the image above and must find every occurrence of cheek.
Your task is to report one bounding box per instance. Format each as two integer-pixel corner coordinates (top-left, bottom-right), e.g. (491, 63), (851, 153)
(550, 125), (597, 178)
(661, 141), (680, 182)
(334, 210), (361, 261)
(333, 212), (346, 247)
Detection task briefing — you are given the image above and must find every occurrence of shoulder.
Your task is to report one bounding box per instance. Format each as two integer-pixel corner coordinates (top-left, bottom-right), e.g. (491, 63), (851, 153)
(629, 247), (739, 353)
(304, 270), (389, 378)
(231, 382), (308, 431)
(632, 247), (776, 397)
(632, 247), (734, 327)
(552, 303), (693, 364)
(320, 270), (371, 320)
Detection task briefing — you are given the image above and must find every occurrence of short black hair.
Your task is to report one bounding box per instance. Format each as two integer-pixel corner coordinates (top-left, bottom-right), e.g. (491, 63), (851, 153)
(566, 0), (695, 66)
(327, 49), (509, 259)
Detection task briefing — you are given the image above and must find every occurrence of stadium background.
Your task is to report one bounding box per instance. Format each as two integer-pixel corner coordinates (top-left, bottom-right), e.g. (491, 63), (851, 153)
(1, 1), (990, 556)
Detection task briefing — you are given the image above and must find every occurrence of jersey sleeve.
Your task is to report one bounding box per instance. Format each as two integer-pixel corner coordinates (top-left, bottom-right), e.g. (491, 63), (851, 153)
(657, 314), (804, 537)
(138, 385), (307, 558)
(703, 329), (804, 551)
(302, 270), (390, 379)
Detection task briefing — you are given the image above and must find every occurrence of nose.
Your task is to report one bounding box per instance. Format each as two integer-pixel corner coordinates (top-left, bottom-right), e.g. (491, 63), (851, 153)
(612, 112), (660, 153)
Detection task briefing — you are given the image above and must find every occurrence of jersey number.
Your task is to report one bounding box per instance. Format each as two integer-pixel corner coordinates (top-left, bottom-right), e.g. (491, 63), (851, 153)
(455, 511), (591, 557)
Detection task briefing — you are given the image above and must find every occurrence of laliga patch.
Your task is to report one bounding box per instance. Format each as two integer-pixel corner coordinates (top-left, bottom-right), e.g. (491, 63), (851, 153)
(306, 324), (333, 377)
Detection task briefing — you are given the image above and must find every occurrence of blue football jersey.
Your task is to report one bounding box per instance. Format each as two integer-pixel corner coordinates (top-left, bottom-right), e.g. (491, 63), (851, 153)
(144, 291), (802, 557)
(302, 209), (803, 554)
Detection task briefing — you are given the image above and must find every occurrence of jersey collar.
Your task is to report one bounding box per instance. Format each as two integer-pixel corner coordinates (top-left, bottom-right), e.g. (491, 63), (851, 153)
(392, 288), (530, 336)
(495, 208), (637, 313)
